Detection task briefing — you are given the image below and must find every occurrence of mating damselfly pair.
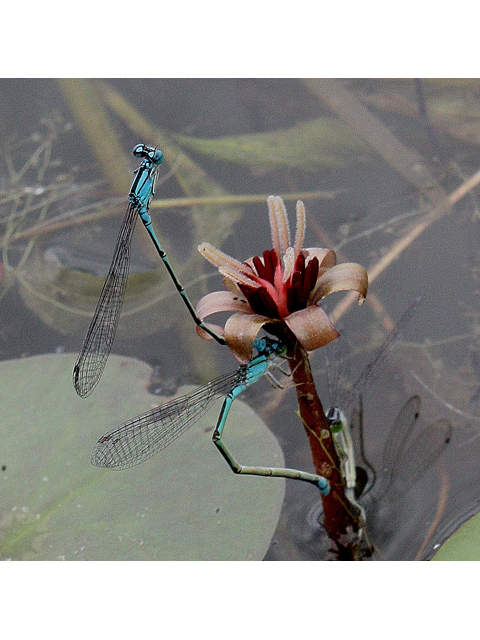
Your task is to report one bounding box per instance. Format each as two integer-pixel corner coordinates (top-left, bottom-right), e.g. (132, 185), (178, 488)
(73, 144), (329, 494)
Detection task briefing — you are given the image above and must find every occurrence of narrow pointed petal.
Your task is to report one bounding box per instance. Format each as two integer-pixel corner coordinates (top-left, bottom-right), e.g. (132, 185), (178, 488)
(224, 312), (271, 363)
(302, 256), (319, 300)
(250, 249), (278, 284)
(285, 305), (340, 351)
(310, 263), (368, 304)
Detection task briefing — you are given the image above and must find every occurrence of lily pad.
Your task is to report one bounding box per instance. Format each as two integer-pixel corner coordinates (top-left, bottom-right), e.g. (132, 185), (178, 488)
(0, 353), (285, 560)
(432, 512), (480, 561)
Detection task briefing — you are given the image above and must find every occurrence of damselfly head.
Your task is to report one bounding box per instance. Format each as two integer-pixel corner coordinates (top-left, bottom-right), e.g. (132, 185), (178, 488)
(326, 406), (346, 433)
(252, 336), (286, 359)
(132, 143), (163, 165)
(132, 143), (146, 157)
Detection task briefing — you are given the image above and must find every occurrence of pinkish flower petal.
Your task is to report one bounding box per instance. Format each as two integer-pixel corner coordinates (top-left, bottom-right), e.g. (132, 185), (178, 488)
(310, 263), (368, 305)
(195, 323), (226, 341)
(195, 291), (253, 320)
(222, 275), (246, 297)
(194, 291), (254, 342)
(285, 305), (340, 351)
(303, 248), (337, 271)
(224, 312), (271, 363)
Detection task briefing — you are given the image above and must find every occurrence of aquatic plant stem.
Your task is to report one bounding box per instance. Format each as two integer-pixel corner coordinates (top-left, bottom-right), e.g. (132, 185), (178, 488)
(274, 327), (365, 559)
(303, 78), (448, 205)
(57, 79), (132, 195)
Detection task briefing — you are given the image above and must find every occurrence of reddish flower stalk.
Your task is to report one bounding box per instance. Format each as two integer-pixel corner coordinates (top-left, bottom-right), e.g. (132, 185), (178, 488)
(274, 325), (366, 560)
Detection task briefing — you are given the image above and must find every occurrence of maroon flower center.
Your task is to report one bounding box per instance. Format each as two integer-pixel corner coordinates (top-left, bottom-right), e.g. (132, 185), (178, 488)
(238, 250), (319, 318)
(287, 253), (319, 313)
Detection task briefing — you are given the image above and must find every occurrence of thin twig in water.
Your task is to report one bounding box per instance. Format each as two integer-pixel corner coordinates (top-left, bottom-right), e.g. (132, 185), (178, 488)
(330, 165), (480, 324)
(303, 78), (448, 205)
(0, 189), (338, 249)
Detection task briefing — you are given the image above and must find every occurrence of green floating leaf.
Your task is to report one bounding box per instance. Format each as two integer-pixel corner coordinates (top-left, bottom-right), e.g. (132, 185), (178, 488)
(175, 118), (370, 171)
(432, 512), (480, 561)
(0, 353), (285, 560)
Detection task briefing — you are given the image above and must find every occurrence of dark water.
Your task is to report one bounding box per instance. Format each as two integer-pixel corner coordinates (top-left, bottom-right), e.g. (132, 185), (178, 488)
(1, 78), (480, 560)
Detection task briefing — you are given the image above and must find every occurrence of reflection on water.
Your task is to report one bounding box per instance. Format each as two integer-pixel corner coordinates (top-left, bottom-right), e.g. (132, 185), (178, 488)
(1, 79), (480, 559)
(44, 243), (153, 277)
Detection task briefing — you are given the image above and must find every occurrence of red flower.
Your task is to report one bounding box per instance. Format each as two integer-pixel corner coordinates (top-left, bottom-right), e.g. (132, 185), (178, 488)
(196, 196), (368, 362)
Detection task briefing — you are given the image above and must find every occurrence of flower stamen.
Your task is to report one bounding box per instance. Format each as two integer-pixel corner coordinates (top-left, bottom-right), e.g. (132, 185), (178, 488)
(199, 242), (255, 279)
(293, 200), (306, 260)
(267, 196), (283, 258)
(272, 195), (291, 255)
